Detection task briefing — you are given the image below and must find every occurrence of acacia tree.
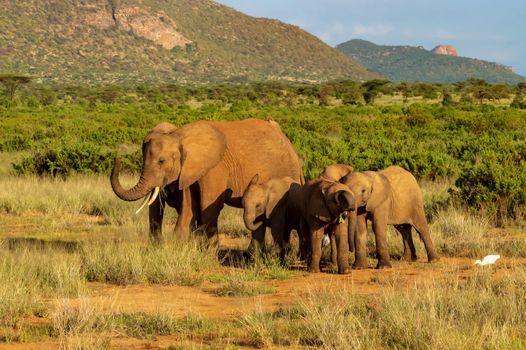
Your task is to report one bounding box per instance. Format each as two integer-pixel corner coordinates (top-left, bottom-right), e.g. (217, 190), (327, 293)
(0, 74), (31, 101)
(361, 79), (390, 105)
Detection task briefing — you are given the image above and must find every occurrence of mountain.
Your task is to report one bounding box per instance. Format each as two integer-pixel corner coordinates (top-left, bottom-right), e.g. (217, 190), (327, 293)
(0, 0), (378, 85)
(336, 39), (525, 84)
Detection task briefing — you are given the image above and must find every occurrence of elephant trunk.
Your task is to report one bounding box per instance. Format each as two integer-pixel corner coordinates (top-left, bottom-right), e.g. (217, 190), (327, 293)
(244, 210), (263, 231)
(337, 190), (356, 212)
(111, 158), (153, 202)
(348, 210), (357, 252)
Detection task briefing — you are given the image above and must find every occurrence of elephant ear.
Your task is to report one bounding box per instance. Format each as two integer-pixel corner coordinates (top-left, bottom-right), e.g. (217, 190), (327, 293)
(178, 123), (227, 190)
(310, 183), (332, 223)
(365, 173), (391, 212)
(321, 164), (353, 182)
(265, 178), (291, 219)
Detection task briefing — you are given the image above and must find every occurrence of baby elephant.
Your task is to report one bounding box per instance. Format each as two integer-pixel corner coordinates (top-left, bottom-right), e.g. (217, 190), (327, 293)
(341, 165), (440, 269)
(242, 174), (301, 260)
(290, 177), (356, 274)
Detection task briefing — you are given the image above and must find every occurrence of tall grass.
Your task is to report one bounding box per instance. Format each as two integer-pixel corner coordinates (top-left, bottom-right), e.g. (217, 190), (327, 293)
(432, 205), (491, 257)
(0, 174), (139, 225)
(52, 298), (109, 350)
(81, 238), (219, 286)
(0, 241), (86, 327)
(241, 268), (526, 349)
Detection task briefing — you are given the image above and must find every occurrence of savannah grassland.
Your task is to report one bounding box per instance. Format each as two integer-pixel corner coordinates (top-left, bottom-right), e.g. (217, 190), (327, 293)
(1, 82), (526, 349)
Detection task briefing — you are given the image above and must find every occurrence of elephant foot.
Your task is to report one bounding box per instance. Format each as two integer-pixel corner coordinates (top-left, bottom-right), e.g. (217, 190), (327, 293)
(401, 255), (418, 262)
(352, 260), (369, 270)
(174, 227), (190, 241)
(149, 234), (163, 245)
(338, 266), (351, 275)
(308, 261), (321, 273)
(428, 255), (440, 263)
(308, 266), (321, 273)
(376, 260), (392, 269)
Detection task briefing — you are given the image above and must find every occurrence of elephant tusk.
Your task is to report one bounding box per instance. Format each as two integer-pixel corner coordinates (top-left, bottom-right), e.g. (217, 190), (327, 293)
(135, 193), (151, 215)
(148, 187), (160, 206)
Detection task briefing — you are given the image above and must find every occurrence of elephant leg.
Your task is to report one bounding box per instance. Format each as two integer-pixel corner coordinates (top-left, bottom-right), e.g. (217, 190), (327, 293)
(353, 214), (369, 269)
(412, 213), (440, 262)
(197, 175), (229, 245)
(298, 218), (310, 262)
(372, 211), (392, 269)
(264, 226), (276, 253)
(395, 224), (417, 261)
(330, 233), (338, 268)
(333, 221), (351, 274)
(148, 195), (164, 244)
(248, 225), (266, 258)
(174, 187), (193, 240)
(270, 215), (288, 263)
(199, 193), (225, 247)
(308, 226), (325, 273)
(324, 225), (337, 267)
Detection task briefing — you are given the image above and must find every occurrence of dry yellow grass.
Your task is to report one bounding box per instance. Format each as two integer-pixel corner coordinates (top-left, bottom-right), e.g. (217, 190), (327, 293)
(1, 174), (525, 349)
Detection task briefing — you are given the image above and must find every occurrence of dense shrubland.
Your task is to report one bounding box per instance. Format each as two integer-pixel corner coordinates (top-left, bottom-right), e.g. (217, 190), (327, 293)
(1, 80), (525, 224)
(1, 79), (526, 348)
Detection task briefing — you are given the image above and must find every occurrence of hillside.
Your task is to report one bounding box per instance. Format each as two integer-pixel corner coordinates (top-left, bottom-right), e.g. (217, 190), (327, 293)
(0, 0), (378, 85)
(336, 39), (525, 84)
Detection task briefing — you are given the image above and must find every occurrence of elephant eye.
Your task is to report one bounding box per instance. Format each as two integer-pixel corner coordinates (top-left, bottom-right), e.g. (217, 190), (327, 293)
(255, 203), (262, 210)
(158, 158), (165, 165)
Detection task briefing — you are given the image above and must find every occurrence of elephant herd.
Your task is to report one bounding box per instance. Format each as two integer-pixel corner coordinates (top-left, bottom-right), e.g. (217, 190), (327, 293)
(111, 119), (439, 274)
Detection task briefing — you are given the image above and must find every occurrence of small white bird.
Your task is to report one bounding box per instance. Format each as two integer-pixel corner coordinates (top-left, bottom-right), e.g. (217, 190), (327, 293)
(474, 254), (501, 266)
(322, 234), (330, 247)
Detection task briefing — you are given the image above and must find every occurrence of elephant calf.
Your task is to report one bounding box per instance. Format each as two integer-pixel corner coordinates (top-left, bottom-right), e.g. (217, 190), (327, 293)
(290, 177), (356, 274)
(242, 174), (302, 261)
(341, 165), (440, 269)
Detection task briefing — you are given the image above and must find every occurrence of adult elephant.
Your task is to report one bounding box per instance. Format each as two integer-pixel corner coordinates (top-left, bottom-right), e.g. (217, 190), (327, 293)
(341, 166), (440, 269)
(111, 119), (304, 243)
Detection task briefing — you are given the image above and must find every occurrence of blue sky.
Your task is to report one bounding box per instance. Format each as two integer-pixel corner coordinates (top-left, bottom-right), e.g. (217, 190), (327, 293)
(215, 0), (526, 77)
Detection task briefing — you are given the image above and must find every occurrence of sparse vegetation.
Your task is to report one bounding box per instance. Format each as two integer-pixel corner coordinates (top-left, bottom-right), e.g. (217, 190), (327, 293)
(0, 0), (376, 86)
(1, 81), (526, 348)
(3, 80), (525, 223)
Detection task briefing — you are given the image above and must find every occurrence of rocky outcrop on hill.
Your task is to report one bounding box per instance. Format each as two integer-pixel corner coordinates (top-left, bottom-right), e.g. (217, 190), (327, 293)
(337, 39), (526, 84)
(0, 0), (378, 84)
(84, 5), (191, 50)
(431, 44), (458, 56)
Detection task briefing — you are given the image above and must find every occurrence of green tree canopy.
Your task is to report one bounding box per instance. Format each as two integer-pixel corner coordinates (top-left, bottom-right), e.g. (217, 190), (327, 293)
(0, 74), (32, 101)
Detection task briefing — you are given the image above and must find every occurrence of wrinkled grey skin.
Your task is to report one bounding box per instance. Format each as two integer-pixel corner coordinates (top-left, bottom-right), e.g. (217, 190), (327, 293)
(242, 175), (302, 261)
(342, 166), (440, 269)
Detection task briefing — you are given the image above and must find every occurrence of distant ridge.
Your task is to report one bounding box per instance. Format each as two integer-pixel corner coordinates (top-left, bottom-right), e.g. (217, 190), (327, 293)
(0, 0), (379, 85)
(336, 39), (525, 84)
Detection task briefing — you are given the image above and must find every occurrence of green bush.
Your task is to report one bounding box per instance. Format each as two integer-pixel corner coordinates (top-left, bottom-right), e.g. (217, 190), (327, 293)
(3, 81), (526, 222)
(12, 144), (141, 176)
(452, 151), (526, 225)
